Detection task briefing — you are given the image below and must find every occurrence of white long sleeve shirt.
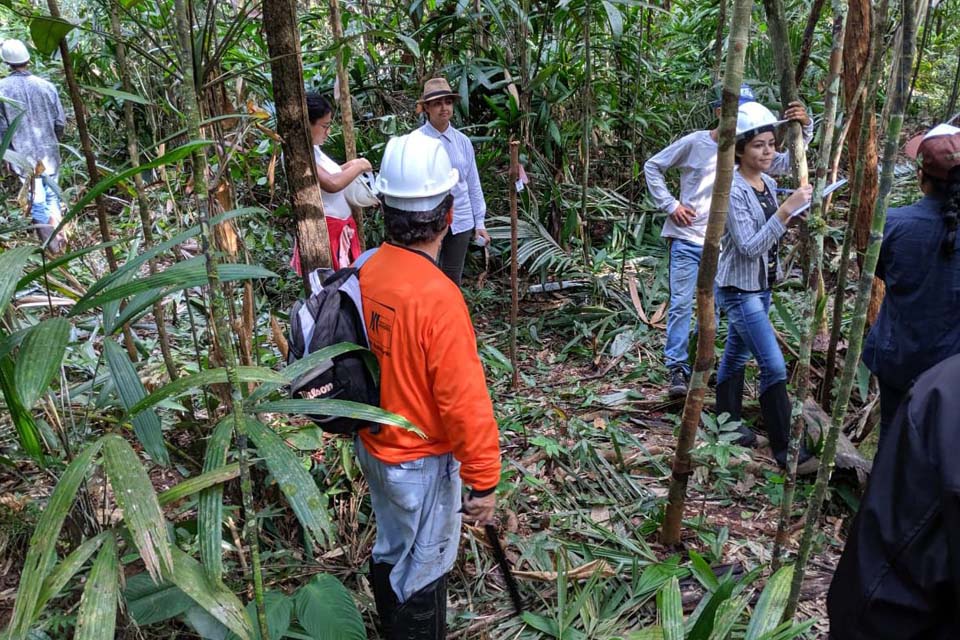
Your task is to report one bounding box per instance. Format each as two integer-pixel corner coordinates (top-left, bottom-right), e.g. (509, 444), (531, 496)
(643, 119), (813, 245)
(418, 121), (486, 234)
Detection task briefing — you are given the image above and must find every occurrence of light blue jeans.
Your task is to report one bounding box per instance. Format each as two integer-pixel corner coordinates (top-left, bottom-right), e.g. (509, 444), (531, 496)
(356, 438), (462, 603)
(30, 176), (61, 225)
(665, 239), (704, 374)
(716, 288), (787, 395)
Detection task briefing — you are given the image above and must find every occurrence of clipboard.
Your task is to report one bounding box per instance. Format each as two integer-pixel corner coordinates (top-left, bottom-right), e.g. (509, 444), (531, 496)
(789, 178), (849, 218)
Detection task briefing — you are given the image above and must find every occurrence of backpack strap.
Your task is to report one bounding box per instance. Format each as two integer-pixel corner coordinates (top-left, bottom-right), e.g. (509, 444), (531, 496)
(352, 247), (379, 270)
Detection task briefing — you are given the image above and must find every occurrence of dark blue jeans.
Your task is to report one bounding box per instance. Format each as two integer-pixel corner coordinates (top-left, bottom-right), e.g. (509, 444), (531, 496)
(716, 287), (787, 395)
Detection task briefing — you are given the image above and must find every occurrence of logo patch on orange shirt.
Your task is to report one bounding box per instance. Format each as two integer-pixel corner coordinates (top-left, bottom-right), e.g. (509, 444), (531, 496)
(366, 298), (395, 358)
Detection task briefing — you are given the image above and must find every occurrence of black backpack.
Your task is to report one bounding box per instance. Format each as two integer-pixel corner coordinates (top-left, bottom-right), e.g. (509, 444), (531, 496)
(287, 250), (380, 434)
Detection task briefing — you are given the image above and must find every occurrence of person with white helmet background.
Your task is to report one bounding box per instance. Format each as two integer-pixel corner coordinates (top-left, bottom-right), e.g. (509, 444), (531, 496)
(0, 38), (66, 251)
(644, 84), (812, 400)
(713, 101), (818, 475)
(357, 132), (501, 639)
(289, 91), (375, 274)
(416, 77), (490, 286)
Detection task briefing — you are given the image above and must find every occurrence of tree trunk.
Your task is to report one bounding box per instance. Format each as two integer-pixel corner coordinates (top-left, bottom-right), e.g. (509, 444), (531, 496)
(794, 0), (828, 85)
(328, 0), (365, 249)
(785, 0), (918, 621)
(47, 0), (139, 362)
(946, 42), (960, 120)
(263, 0), (332, 291)
(821, 0), (889, 407)
(712, 0), (727, 83)
(174, 1), (269, 636)
(772, 0), (846, 569)
(660, 0), (752, 547)
(762, 0), (809, 186)
(579, 3), (592, 264)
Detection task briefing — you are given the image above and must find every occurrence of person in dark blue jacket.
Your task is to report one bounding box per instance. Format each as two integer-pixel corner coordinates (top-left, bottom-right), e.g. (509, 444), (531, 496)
(861, 123), (960, 449)
(827, 352), (960, 639)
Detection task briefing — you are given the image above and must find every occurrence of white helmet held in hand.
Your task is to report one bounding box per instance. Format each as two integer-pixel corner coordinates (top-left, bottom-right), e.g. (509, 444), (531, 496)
(374, 132), (459, 212)
(1, 39), (29, 65)
(736, 102), (786, 140)
(344, 172), (379, 208)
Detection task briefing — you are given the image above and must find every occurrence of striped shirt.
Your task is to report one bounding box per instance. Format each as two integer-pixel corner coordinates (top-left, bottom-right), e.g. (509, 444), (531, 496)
(0, 71), (65, 177)
(418, 121), (486, 235)
(715, 171), (788, 291)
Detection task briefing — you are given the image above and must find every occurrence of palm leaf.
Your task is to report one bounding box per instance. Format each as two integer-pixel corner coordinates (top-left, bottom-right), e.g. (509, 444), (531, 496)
(7, 439), (103, 638)
(245, 342), (374, 404)
(0, 246), (36, 316)
(242, 417), (332, 546)
(101, 434), (172, 582)
(0, 354), (42, 462)
(127, 367), (286, 418)
(168, 546), (253, 640)
(657, 576), (684, 640)
(254, 399), (424, 436)
(294, 574), (365, 640)
(744, 566), (793, 640)
(707, 594), (750, 640)
(12, 318), (69, 409)
(74, 536), (119, 640)
(124, 572), (194, 626)
(103, 339), (169, 465)
(199, 419), (234, 583)
(34, 532), (110, 619)
(158, 463), (239, 506)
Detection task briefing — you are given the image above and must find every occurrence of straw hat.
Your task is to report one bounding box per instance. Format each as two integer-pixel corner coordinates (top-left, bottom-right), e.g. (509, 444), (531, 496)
(418, 77), (460, 104)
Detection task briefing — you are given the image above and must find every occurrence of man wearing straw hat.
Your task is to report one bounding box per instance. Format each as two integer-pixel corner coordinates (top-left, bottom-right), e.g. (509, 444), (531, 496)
(417, 77), (489, 286)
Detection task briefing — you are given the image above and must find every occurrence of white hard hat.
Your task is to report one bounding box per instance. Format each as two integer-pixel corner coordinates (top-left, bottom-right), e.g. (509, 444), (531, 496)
(374, 132), (459, 212)
(736, 102), (786, 140)
(344, 172), (379, 208)
(1, 39), (30, 65)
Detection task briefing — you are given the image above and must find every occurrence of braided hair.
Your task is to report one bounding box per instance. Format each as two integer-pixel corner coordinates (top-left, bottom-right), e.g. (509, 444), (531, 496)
(933, 166), (960, 257)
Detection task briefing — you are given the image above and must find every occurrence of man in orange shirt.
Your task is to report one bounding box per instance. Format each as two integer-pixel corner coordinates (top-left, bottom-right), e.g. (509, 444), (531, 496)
(359, 132), (502, 639)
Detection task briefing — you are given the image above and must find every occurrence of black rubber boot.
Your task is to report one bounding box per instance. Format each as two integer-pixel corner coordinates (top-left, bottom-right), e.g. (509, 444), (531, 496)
(390, 574), (447, 640)
(759, 381), (814, 468)
(370, 558), (398, 638)
(716, 371), (755, 447)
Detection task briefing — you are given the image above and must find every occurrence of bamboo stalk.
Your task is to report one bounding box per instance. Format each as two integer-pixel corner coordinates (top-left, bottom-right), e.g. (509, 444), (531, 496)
(579, 2), (592, 264)
(821, 0), (889, 406)
(784, 0), (920, 620)
(660, 0), (752, 547)
(509, 140), (520, 390)
(173, 1), (269, 638)
(772, 0), (847, 569)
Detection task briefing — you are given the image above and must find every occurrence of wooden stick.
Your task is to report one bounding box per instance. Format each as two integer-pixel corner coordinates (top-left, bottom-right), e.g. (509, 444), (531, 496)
(509, 140), (521, 389)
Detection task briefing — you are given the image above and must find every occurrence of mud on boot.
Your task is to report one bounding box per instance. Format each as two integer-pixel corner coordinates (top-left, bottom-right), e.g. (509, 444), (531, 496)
(715, 371), (757, 447)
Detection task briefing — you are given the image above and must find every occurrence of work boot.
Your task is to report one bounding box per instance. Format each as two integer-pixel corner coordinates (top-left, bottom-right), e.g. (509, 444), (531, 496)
(370, 558), (398, 637)
(668, 367), (689, 399)
(715, 371), (756, 447)
(759, 381), (816, 472)
(391, 574), (447, 640)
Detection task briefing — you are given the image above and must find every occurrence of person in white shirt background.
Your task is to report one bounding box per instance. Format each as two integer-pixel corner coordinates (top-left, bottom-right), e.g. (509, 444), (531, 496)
(416, 77), (489, 286)
(644, 84), (812, 399)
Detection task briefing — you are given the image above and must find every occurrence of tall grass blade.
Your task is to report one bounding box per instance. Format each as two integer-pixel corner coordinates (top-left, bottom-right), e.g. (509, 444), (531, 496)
(103, 339), (169, 465)
(199, 418), (234, 583)
(243, 417), (332, 546)
(6, 439), (103, 638)
(101, 434), (173, 581)
(74, 536), (119, 640)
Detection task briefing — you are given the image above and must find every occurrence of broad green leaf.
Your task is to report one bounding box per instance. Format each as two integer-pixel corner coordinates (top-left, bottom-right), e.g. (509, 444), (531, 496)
(243, 417), (332, 546)
(85, 207), (257, 301)
(159, 463), (239, 506)
(124, 572), (193, 626)
(657, 576), (684, 640)
(0, 246), (36, 316)
(744, 566), (793, 640)
(199, 419), (234, 583)
(687, 550), (719, 591)
(7, 439), (103, 637)
(601, 0), (624, 39)
(74, 536), (119, 640)
(522, 611), (561, 636)
(0, 354), (42, 462)
(168, 546), (253, 640)
(396, 34), (420, 58)
(185, 605), (229, 639)
(101, 435), (172, 581)
(626, 630), (664, 640)
(707, 594), (750, 640)
(253, 399), (424, 436)
(103, 339), (169, 465)
(228, 591), (292, 640)
(72, 258), (277, 315)
(687, 569), (737, 640)
(29, 17), (75, 56)
(128, 366), (286, 418)
(14, 318), (70, 408)
(82, 85), (152, 105)
(293, 574), (364, 640)
(35, 532), (110, 618)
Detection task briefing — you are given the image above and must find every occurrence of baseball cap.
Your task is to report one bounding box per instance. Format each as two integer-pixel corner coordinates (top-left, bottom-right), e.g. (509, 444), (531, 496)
(904, 123), (960, 180)
(711, 83), (756, 108)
